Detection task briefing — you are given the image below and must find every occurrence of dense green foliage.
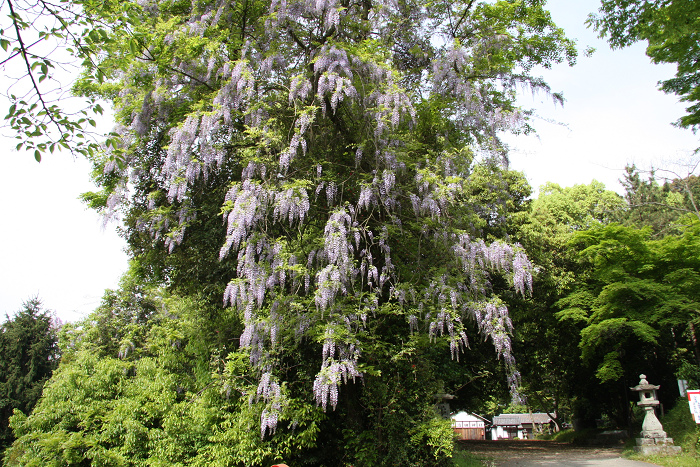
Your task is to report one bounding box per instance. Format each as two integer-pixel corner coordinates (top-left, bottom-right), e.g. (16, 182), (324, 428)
(499, 178), (700, 429)
(4, 281), (323, 466)
(508, 181), (625, 427)
(554, 221), (700, 425)
(0, 299), (59, 451)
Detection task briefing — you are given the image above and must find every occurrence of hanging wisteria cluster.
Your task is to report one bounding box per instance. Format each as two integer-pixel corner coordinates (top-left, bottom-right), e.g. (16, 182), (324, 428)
(313, 325), (362, 411)
(85, 0), (574, 438)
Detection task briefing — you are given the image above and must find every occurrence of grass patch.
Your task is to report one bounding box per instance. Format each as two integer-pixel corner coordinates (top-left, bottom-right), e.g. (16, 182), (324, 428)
(625, 398), (700, 467)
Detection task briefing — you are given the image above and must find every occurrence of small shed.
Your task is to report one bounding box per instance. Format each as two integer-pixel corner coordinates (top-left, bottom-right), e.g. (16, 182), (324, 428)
(492, 413), (554, 440)
(451, 412), (487, 440)
(492, 415), (523, 440)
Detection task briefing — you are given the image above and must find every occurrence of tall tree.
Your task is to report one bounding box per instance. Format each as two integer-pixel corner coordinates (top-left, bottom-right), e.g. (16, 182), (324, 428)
(589, 0), (700, 131)
(0, 298), (59, 450)
(70, 0), (577, 463)
(513, 181), (625, 428)
(622, 165), (683, 236)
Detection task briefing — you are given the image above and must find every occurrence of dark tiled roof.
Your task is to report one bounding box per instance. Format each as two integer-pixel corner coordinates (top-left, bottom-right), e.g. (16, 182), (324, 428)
(493, 413), (553, 426)
(492, 415), (522, 426)
(526, 413), (555, 424)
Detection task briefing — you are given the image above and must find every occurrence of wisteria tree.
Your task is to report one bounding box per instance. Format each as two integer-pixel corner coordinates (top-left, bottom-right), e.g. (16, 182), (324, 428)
(78, 0), (575, 463)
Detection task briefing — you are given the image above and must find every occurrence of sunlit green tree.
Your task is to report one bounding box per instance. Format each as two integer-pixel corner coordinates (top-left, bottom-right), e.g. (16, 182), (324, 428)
(511, 181), (625, 428)
(556, 222), (700, 425)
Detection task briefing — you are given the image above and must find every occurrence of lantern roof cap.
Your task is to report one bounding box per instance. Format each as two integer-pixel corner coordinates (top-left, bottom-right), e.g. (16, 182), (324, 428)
(630, 374), (660, 392)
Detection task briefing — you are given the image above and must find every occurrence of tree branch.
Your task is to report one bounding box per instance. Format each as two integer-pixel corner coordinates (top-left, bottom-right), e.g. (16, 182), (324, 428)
(453, 0), (476, 36)
(0, 37), (44, 67)
(7, 0), (62, 133)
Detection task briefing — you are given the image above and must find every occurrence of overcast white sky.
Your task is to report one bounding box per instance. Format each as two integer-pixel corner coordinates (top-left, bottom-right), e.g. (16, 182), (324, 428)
(505, 1), (699, 193)
(1, 0), (698, 323)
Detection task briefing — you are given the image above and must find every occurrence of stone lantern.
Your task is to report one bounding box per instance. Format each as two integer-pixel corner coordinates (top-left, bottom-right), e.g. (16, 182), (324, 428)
(629, 374), (681, 455)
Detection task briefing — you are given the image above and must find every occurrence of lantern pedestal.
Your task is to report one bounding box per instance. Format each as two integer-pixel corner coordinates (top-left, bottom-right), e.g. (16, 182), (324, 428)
(630, 375), (681, 456)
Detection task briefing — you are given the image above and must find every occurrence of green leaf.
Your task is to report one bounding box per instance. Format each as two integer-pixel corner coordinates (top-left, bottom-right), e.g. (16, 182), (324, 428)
(34, 150), (41, 162)
(554, 307), (588, 323)
(595, 352), (624, 383)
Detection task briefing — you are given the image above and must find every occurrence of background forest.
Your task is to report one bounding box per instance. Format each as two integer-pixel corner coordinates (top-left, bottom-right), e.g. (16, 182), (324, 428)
(1, 0), (700, 466)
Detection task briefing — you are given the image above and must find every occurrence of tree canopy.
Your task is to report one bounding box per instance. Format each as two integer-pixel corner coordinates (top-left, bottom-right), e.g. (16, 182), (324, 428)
(553, 221), (700, 424)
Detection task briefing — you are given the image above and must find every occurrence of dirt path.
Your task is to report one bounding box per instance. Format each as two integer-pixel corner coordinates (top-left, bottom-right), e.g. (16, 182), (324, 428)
(460, 440), (660, 467)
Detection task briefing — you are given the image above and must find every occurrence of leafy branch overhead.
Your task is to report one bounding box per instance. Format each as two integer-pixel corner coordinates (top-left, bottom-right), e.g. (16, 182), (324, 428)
(0, 0), (133, 160)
